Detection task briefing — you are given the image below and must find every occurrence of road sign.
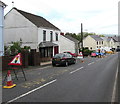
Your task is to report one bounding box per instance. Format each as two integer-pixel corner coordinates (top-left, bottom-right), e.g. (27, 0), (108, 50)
(8, 53), (22, 66)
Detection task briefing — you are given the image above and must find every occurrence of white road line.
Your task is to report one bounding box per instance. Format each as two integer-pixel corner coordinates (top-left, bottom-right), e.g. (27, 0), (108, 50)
(6, 79), (57, 104)
(70, 67), (84, 74)
(88, 62), (94, 66)
(111, 64), (118, 103)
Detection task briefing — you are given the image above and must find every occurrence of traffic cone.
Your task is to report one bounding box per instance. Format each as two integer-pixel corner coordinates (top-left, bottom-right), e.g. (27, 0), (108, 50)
(3, 70), (16, 88)
(77, 52), (84, 63)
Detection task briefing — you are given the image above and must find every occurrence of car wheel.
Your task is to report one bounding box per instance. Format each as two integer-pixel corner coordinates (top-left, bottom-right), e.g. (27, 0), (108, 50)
(65, 61), (68, 66)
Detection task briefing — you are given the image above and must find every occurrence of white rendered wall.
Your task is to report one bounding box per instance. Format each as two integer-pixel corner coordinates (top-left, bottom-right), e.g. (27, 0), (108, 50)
(4, 9), (38, 49)
(59, 35), (75, 53)
(83, 35), (96, 50)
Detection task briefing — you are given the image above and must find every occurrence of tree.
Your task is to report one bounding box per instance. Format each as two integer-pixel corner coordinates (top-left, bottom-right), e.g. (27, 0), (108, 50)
(10, 41), (22, 55)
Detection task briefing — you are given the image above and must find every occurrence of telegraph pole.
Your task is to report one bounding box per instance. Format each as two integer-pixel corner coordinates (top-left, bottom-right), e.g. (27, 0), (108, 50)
(81, 23), (83, 54)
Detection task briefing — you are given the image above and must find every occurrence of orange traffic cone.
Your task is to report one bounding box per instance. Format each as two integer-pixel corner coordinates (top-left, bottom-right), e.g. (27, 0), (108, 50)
(3, 70), (16, 88)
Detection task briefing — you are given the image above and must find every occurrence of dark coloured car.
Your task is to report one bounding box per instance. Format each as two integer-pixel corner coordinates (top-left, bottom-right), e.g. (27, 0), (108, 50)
(52, 53), (76, 66)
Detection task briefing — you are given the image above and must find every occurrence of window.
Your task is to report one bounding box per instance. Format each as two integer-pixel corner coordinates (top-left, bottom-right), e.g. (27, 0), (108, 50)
(50, 31), (53, 41)
(97, 41), (98, 45)
(56, 33), (58, 41)
(43, 30), (46, 41)
(102, 41), (103, 44)
(90, 47), (92, 50)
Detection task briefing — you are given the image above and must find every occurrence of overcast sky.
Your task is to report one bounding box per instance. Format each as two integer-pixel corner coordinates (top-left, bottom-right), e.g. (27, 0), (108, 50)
(4, 0), (119, 35)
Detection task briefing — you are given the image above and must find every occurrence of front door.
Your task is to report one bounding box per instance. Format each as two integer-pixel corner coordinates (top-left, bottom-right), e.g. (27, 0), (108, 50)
(54, 46), (59, 55)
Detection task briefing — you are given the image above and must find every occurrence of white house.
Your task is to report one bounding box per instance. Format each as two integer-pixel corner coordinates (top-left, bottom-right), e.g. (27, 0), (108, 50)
(4, 8), (61, 60)
(112, 36), (120, 49)
(0, 1), (6, 56)
(83, 35), (104, 50)
(4, 8), (79, 61)
(101, 37), (115, 49)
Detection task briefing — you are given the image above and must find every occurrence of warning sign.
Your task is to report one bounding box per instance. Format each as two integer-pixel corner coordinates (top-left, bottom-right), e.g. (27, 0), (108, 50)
(8, 53), (22, 66)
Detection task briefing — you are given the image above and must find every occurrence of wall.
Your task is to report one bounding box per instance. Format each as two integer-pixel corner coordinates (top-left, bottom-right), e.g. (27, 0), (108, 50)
(59, 35), (75, 53)
(38, 28), (60, 43)
(83, 35), (96, 50)
(4, 9), (38, 49)
(38, 28), (61, 53)
(0, 5), (4, 56)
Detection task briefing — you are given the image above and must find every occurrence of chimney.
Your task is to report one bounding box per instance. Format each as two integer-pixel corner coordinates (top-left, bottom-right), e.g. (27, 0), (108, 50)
(60, 32), (64, 36)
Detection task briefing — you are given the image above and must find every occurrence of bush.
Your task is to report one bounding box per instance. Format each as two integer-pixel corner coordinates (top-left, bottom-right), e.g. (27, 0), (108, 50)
(4, 39), (31, 56)
(83, 48), (92, 56)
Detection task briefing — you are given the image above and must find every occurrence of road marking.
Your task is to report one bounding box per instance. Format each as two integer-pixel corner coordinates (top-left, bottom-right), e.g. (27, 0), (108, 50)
(88, 62), (94, 66)
(111, 64), (118, 103)
(6, 79), (57, 103)
(70, 67), (84, 74)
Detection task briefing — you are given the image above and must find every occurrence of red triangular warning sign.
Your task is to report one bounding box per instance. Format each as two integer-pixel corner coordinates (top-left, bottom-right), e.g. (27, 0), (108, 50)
(8, 53), (22, 66)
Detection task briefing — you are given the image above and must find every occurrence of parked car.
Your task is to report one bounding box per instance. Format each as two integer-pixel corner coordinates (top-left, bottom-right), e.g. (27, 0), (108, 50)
(63, 51), (77, 57)
(91, 51), (104, 57)
(116, 48), (120, 52)
(91, 51), (97, 57)
(52, 53), (76, 66)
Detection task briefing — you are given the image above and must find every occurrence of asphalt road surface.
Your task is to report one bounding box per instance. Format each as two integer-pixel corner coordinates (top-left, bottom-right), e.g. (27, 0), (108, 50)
(2, 53), (119, 103)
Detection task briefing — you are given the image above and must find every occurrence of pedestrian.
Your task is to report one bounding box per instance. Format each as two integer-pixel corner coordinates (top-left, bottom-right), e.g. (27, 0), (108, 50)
(98, 49), (101, 58)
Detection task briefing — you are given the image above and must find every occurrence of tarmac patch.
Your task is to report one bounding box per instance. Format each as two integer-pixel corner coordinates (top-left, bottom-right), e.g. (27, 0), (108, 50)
(21, 78), (46, 89)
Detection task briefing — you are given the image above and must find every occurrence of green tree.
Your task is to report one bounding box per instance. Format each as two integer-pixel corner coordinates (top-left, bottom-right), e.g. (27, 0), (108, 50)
(10, 41), (22, 55)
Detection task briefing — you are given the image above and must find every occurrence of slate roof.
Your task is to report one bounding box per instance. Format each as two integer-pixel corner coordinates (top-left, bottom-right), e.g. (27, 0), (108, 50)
(0, 1), (7, 7)
(112, 36), (120, 42)
(14, 8), (60, 31)
(90, 35), (103, 41)
(62, 35), (79, 43)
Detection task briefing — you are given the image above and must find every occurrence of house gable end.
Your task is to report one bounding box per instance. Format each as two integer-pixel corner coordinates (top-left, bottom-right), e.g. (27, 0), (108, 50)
(13, 8), (60, 31)
(5, 8), (37, 28)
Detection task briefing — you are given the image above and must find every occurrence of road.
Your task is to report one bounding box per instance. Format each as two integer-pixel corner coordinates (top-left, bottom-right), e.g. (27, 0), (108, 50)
(2, 53), (119, 103)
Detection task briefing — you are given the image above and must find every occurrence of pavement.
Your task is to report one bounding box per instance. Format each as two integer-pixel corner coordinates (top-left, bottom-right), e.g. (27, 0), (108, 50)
(40, 61), (52, 66)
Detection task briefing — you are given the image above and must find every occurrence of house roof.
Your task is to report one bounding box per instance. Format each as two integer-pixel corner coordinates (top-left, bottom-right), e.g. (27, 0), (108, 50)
(90, 35), (103, 41)
(62, 35), (79, 43)
(112, 36), (120, 42)
(13, 8), (60, 31)
(0, 1), (7, 7)
(107, 38), (112, 42)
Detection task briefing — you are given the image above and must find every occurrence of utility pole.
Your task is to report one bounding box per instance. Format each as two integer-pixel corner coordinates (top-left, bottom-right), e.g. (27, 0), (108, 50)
(81, 23), (83, 54)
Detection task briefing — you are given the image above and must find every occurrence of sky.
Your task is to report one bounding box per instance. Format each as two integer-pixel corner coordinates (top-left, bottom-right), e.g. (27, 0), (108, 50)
(3, 0), (119, 35)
